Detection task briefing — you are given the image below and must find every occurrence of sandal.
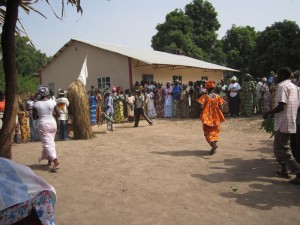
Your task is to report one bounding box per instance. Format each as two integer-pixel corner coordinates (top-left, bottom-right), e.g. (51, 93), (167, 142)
(276, 170), (291, 179)
(50, 159), (60, 172)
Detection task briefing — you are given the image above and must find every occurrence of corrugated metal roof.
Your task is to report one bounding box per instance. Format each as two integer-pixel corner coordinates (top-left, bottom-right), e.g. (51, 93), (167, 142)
(39, 39), (239, 72)
(75, 39), (238, 72)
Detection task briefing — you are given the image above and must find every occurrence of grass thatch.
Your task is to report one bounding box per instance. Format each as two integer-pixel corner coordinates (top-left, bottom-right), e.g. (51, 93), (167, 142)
(67, 80), (95, 140)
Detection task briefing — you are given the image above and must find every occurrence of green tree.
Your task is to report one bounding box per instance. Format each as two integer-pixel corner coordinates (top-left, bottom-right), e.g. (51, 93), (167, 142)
(151, 9), (205, 59)
(0, 0), (83, 159)
(152, 0), (222, 62)
(250, 20), (300, 76)
(0, 35), (48, 93)
(16, 35), (49, 77)
(185, 0), (220, 55)
(222, 25), (257, 74)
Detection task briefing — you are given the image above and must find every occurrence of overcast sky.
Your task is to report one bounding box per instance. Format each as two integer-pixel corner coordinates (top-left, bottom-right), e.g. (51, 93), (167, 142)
(19, 0), (300, 57)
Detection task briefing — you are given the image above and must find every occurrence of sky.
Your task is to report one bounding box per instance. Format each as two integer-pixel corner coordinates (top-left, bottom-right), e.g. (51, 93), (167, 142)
(19, 0), (300, 57)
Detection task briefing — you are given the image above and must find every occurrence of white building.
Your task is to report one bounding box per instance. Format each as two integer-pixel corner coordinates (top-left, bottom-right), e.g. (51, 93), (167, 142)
(38, 39), (238, 91)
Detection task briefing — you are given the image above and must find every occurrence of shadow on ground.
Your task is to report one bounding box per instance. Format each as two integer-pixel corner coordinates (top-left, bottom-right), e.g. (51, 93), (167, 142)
(151, 149), (210, 157)
(191, 157), (300, 210)
(28, 164), (52, 172)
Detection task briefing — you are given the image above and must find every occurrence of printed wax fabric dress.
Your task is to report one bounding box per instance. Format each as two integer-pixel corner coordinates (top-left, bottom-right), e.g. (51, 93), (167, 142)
(197, 93), (225, 144)
(18, 110), (29, 142)
(261, 83), (272, 112)
(0, 157), (56, 225)
(180, 89), (190, 118)
(191, 86), (200, 118)
(89, 95), (97, 125)
(113, 94), (125, 123)
(241, 81), (256, 117)
(155, 87), (164, 118)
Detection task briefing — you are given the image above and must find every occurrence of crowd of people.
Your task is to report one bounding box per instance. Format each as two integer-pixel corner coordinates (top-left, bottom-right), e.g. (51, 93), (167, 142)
(0, 68), (299, 184)
(84, 71), (298, 129)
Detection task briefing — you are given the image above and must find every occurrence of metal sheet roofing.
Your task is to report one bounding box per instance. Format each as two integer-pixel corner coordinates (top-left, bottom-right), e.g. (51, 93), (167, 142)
(40, 39), (239, 72)
(75, 39), (238, 72)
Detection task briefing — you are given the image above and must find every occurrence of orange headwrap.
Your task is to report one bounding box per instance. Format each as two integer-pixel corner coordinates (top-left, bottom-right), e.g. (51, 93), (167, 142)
(205, 80), (215, 89)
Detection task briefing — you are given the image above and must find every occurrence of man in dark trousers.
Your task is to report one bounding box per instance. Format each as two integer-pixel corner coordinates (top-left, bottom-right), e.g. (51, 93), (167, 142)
(263, 67), (300, 185)
(134, 88), (153, 127)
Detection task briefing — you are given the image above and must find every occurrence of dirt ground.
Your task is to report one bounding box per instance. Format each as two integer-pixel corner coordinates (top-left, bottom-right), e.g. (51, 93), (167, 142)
(12, 116), (300, 225)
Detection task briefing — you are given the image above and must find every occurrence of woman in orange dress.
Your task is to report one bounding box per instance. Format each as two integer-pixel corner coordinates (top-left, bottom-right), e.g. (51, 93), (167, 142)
(197, 80), (225, 155)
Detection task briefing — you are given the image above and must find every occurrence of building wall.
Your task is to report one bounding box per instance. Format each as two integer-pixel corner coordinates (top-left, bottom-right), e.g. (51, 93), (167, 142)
(41, 41), (130, 92)
(131, 59), (224, 85)
(40, 41), (224, 93)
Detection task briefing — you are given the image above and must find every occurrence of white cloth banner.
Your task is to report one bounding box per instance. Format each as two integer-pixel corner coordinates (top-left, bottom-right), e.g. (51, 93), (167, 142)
(77, 55), (88, 86)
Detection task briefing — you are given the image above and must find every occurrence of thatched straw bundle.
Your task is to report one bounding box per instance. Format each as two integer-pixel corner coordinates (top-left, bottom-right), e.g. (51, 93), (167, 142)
(67, 80), (95, 139)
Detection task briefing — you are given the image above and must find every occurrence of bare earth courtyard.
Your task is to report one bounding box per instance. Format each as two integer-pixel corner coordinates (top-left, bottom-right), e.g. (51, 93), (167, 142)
(12, 116), (300, 225)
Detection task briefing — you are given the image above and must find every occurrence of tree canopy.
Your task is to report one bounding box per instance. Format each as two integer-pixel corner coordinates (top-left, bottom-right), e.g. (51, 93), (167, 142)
(16, 35), (49, 77)
(152, 0), (300, 77)
(152, 0), (221, 62)
(0, 35), (49, 93)
(250, 20), (300, 76)
(222, 25), (257, 74)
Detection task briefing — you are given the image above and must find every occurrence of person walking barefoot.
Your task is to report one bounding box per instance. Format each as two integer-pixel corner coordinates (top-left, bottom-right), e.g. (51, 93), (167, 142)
(197, 80), (225, 155)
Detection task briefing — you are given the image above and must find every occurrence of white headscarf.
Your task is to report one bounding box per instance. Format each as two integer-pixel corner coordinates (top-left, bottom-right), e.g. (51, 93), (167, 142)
(230, 76), (237, 81)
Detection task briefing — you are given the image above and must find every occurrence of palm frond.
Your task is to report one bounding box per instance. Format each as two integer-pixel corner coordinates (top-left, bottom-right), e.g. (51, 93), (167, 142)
(0, 0), (83, 44)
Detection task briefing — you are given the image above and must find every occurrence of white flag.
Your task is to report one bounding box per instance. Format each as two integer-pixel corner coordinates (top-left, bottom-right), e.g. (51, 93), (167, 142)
(77, 55), (88, 86)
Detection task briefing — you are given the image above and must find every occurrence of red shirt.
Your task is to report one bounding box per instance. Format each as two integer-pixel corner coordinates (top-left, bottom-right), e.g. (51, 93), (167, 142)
(0, 100), (5, 112)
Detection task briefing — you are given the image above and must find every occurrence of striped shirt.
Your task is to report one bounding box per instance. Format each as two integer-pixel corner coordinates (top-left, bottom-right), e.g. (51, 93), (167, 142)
(274, 79), (300, 133)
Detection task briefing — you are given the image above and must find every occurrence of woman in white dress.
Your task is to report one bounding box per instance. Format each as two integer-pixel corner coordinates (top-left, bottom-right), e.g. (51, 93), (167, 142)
(125, 89), (135, 122)
(146, 87), (157, 119)
(33, 86), (61, 172)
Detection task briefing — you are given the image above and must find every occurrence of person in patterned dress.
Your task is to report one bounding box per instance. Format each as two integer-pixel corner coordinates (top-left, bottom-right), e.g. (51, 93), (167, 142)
(113, 88), (125, 123)
(88, 90), (97, 126)
(164, 81), (173, 118)
(155, 82), (165, 118)
(261, 77), (272, 113)
(240, 74), (256, 117)
(191, 81), (200, 118)
(197, 80), (225, 155)
(180, 84), (190, 118)
(18, 103), (29, 143)
(172, 80), (182, 118)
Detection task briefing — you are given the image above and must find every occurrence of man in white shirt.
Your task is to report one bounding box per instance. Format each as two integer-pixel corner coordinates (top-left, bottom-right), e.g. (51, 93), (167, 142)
(263, 67), (300, 185)
(56, 89), (69, 141)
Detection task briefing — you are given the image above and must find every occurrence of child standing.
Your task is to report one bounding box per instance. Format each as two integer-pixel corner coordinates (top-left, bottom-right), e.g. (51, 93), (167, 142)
(17, 103), (29, 143)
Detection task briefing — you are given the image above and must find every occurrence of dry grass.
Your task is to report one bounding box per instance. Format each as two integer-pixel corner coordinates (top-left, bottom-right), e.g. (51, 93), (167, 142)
(67, 80), (95, 140)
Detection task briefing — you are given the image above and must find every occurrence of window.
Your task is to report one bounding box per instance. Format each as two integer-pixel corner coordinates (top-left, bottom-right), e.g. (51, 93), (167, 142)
(142, 74), (153, 84)
(201, 76), (208, 80)
(97, 77), (110, 90)
(173, 75), (182, 82)
(48, 83), (55, 91)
